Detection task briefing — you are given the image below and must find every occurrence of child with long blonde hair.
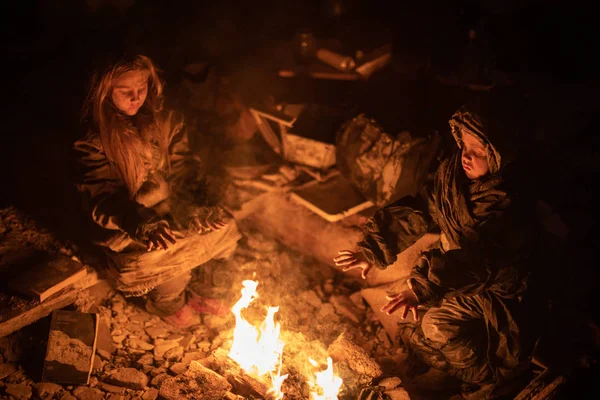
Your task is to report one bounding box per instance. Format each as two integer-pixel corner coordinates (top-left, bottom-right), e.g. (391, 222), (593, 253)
(75, 54), (241, 328)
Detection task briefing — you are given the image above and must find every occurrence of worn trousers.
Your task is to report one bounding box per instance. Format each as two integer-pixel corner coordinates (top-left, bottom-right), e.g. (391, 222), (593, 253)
(409, 295), (492, 385)
(145, 270), (192, 317)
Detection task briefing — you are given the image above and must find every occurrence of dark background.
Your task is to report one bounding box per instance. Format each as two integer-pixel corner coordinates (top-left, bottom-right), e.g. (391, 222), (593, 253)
(2, 1), (599, 395)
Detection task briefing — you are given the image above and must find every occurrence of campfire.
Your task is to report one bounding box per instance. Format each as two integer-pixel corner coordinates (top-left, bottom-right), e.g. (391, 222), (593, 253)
(227, 279), (342, 399)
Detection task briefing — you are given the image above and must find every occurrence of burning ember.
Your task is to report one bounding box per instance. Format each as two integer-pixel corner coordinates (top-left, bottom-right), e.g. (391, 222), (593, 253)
(228, 280), (342, 399)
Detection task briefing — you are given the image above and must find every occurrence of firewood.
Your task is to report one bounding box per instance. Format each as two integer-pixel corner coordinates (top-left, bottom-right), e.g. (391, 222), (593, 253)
(200, 348), (271, 399)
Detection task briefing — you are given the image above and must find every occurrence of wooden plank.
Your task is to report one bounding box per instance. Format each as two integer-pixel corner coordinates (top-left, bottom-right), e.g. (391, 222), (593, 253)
(238, 191), (365, 276)
(531, 375), (566, 400)
(0, 267), (100, 338)
(514, 367), (558, 400)
(200, 348), (271, 399)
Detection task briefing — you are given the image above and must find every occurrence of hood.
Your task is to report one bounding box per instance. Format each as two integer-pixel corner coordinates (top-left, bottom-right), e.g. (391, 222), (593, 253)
(448, 87), (530, 174)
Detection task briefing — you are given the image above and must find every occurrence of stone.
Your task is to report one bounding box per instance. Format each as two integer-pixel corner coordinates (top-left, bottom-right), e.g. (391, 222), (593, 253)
(129, 313), (151, 324)
(141, 388), (159, 400)
(33, 382), (63, 399)
(169, 362), (187, 375)
(107, 395), (125, 400)
(179, 334), (196, 350)
(145, 326), (170, 340)
(150, 367), (168, 377)
(150, 373), (169, 387)
(378, 377), (402, 390)
(112, 335), (127, 344)
(106, 368), (149, 390)
(153, 340), (179, 359)
(203, 314), (230, 330)
(0, 363), (18, 380)
(182, 351), (204, 365)
(59, 393), (77, 400)
(384, 387), (412, 400)
(163, 346), (184, 362)
(127, 338), (154, 351)
(196, 341), (211, 353)
(157, 377), (180, 400)
(166, 334), (184, 342)
(111, 301), (125, 314)
(5, 383), (32, 399)
(328, 332), (383, 379)
(141, 364), (154, 374)
(136, 354), (155, 367)
(72, 386), (104, 400)
(100, 382), (126, 394)
(93, 355), (104, 372)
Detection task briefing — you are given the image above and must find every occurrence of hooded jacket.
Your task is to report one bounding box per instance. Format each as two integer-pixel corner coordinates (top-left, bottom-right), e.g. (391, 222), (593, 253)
(357, 89), (539, 380)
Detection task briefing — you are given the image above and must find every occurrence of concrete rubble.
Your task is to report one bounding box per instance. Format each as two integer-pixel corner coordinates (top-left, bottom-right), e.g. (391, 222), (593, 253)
(0, 224), (404, 399)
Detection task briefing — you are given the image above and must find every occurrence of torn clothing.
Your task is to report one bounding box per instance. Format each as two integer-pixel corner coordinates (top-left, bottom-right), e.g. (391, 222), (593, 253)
(74, 109), (241, 297)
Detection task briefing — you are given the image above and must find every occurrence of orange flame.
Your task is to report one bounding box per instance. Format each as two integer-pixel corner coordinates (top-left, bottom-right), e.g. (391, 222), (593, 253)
(229, 280), (288, 399)
(308, 357), (343, 400)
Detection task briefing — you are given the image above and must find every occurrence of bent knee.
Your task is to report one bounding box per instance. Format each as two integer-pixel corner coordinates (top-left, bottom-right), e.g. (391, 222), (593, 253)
(421, 309), (461, 347)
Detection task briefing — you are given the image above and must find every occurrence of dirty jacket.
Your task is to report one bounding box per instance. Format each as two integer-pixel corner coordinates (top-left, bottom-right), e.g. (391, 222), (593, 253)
(358, 90), (540, 381)
(73, 110), (205, 253)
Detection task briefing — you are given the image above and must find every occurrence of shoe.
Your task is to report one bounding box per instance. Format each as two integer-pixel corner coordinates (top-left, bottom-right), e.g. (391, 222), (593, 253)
(162, 305), (202, 329)
(187, 291), (229, 316)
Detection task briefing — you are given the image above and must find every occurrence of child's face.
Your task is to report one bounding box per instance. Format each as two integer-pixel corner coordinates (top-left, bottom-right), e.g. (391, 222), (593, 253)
(111, 70), (149, 116)
(461, 132), (490, 180)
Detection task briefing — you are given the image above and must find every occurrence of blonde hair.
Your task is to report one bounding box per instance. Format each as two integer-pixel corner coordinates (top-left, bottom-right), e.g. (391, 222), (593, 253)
(82, 54), (167, 197)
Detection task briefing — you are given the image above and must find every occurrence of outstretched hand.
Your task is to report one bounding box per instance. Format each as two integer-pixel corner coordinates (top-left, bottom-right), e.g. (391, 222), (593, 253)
(190, 207), (230, 233)
(147, 225), (177, 251)
(381, 289), (419, 320)
(334, 250), (373, 279)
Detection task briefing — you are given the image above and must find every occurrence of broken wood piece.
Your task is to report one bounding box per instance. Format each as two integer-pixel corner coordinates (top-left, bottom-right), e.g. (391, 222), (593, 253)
(0, 267), (100, 338)
(200, 348), (271, 399)
(514, 367), (565, 400)
(185, 360), (232, 398)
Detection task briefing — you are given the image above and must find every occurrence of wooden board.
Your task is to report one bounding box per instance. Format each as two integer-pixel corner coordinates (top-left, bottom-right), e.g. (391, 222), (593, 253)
(0, 267), (100, 338)
(289, 174), (373, 222)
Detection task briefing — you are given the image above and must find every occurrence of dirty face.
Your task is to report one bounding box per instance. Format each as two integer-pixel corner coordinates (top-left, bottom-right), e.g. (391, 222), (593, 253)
(111, 70), (149, 116)
(461, 132), (490, 180)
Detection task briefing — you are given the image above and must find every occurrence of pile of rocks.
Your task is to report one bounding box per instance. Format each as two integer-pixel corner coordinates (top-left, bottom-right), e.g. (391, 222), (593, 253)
(1, 229), (408, 399)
